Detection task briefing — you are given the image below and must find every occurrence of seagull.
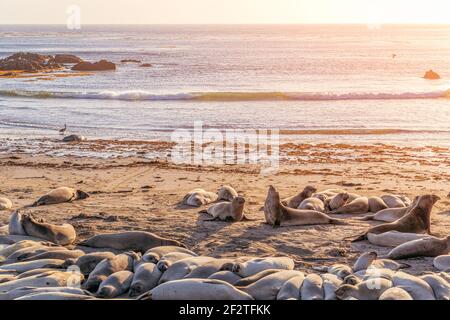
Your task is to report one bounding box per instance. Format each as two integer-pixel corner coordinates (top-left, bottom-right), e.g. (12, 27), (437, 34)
(59, 124), (67, 134)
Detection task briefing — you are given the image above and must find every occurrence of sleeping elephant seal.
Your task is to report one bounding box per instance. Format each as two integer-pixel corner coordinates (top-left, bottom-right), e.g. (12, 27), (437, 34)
(420, 274), (450, 300)
(0, 197), (12, 210)
(141, 278), (253, 300)
(129, 262), (162, 297)
(335, 278), (393, 300)
(231, 257), (294, 278)
(8, 211), (26, 236)
(202, 197), (246, 222)
(433, 255), (450, 271)
(367, 231), (433, 247)
(83, 252), (140, 292)
(31, 187), (89, 206)
(264, 186), (346, 227)
(300, 274), (324, 300)
(21, 214), (76, 245)
(385, 236), (450, 260)
(79, 231), (186, 253)
(217, 185), (238, 201)
(368, 196), (388, 213)
(352, 194), (439, 242)
(281, 186), (317, 209)
(325, 193), (349, 212)
(182, 189), (217, 207)
(329, 197), (369, 215)
(96, 270), (134, 298)
(70, 252), (116, 276)
(392, 271), (435, 300)
(142, 246), (197, 263)
(298, 197), (325, 212)
(378, 287), (413, 300)
(381, 195), (406, 208)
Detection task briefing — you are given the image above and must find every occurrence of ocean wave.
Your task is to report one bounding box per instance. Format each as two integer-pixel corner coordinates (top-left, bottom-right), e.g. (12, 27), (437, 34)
(0, 89), (449, 102)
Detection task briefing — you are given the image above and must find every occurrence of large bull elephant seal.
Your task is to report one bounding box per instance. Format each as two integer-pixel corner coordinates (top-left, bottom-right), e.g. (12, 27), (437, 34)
(21, 214), (76, 245)
(352, 195), (439, 242)
(264, 186), (346, 227)
(31, 187), (89, 206)
(79, 231), (186, 253)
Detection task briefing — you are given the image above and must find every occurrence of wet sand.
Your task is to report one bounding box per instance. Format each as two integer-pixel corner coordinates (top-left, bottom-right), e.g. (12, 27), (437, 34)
(0, 143), (449, 275)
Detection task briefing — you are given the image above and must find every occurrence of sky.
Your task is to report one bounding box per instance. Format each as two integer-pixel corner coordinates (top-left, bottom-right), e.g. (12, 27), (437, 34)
(1, 0), (450, 24)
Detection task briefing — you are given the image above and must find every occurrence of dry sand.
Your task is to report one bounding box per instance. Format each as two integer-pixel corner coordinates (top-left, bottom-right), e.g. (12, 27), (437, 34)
(0, 144), (449, 275)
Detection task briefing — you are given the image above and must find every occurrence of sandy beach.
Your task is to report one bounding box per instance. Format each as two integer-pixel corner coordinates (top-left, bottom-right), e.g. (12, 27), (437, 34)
(1, 141), (449, 275)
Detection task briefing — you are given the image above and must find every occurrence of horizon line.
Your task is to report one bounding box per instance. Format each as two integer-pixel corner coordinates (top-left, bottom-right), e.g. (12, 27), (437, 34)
(1, 23), (450, 26)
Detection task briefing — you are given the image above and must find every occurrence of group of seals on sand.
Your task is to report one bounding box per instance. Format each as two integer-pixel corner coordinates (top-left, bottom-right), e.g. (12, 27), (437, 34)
(0, 232), (448, 300)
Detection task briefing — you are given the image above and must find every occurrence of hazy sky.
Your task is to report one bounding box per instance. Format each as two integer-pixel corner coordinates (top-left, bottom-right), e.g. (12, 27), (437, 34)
(1, 0), (450, 24)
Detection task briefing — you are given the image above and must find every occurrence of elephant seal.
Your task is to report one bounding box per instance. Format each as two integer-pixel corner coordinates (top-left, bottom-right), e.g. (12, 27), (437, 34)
(0, 240), (41, 260)
(313, 264), (353, 279)
(354, 268), (395, 282)
(237, 270), (303, 300)
(233, 269), (281, 286)
(129, 262), (162, 297)
(97, 270), (134, 298)
(142, 278), (253, 300)
(159, 256), (217, 283)
(63, 134), (86, 142)
(385, 236), (450, 260)
(420, 274), (450, 300)
(378, 287), (413, 300)
(184, 259), (233, 279)
(208, 271), (242, 285)
(325, 193), (349, 211)
(434, 255), (450, 271)
(0, 286), (91, 301)
(202, 197), (246, 222)
(352, 194), (439, 242)
(322, 273), (343, 300)
(21, 214), (76, 245)
(329, 197), (369, 215)
(392, 271), (436, 300)
(298, 197), (325, 212)
(0, 271), (78, 292)
(282, 186), (317, 209)
(21, 249), (84, 262)
(16, 292), (94, 300)
(83, 252), (139, 292)
(182, 189), (218, 207)
(368, 196), (388, 213)
(0, 259), (65, 273)
(381, 195), (406, 208)
(79, 231), (185, 253)
(142, 246), (197, 263)
(360, 206), (410, 222)
(156, 252), (197, 272)
(300, 274), (324, 300)
(0, 197), (12, 210)
(32, 187), (89, 206)
(371, 259), (410, 270)
(231, 257), (294, 277)
(264, 186), (347, 227)
(70, 252), (115, 276)
(367, 231), (433, 247)
(335, 278), (392, 300)
(217, 185), (238, 201)
(277, 274), (304, 300)
(352, 251), (378, 272)
(8, 211), (26, 236)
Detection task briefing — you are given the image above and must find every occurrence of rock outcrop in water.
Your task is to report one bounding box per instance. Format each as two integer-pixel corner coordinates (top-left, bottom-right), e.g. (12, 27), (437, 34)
(0, 52), (61, 72)
(72, 60), (116, 71)
(423, 70), (441, 80)
(52, 54), (83, 64)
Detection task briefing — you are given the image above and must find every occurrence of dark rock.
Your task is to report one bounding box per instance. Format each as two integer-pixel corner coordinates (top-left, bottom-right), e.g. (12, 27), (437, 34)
(52, 54), (83, 64)
(121, 59), (141, 63)
(72, 60), (116, 71)
(423, 70), (441, 80)
(140, 63), (152, 67)
(0, 52), (61, 72)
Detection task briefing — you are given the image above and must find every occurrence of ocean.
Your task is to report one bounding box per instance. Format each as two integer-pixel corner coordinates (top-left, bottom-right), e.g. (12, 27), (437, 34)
(1, 24), (450, 154)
